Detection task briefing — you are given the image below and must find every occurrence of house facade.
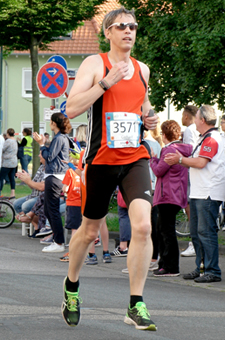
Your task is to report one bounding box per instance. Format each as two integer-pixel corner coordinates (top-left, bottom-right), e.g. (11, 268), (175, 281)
(1, 1), (118, 137)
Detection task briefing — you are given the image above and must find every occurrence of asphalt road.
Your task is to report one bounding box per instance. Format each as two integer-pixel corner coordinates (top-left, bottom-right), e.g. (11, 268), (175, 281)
(1, 227), (225, 340)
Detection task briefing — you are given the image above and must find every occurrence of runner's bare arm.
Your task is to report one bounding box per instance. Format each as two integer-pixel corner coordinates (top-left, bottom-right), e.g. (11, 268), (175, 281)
(139, 62), (158, 130)
(66, 55), (129, 119)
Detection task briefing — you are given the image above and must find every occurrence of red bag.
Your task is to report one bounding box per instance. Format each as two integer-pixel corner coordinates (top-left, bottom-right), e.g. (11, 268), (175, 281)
(117, 190), (127, 208)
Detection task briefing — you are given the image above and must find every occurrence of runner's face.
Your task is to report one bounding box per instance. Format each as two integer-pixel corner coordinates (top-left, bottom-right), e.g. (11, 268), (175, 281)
(106, 14), (136, 51)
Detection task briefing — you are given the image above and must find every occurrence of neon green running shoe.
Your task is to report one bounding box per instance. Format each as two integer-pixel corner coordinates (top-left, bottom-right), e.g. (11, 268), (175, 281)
(61, 277), (82, 327)
(124, 301), (157, 331)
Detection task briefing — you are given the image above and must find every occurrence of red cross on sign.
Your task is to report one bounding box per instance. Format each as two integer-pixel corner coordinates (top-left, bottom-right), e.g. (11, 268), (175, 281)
(36, 62), (68, 98)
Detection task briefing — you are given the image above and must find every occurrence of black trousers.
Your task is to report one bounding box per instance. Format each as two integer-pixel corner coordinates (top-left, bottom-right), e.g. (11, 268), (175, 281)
(44, 176), (64, 244)
(151, 205), (159, 260)
(157, 204), (180, 273)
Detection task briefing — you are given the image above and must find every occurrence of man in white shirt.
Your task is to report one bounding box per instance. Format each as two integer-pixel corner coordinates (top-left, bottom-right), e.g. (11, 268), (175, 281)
(181, 105), (198, 257)
(165, 105), (225, 283)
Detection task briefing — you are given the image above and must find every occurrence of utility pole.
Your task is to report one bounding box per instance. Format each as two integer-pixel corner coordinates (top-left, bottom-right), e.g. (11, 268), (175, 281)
(0, 46), (3, 134)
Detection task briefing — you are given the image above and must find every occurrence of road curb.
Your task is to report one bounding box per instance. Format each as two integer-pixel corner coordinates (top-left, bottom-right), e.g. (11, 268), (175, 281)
(11, 224), (225, 255)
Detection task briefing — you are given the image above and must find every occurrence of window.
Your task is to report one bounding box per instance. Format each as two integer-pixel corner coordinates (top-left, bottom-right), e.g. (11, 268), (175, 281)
(69, 122), (87, 138)
(22, 69), (32, 97)
(21, 122), (46, 135)
(22, 68), (45, 98)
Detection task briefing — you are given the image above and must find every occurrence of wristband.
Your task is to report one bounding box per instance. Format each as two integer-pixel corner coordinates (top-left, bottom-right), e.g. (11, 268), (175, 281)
(68, 162), (77, 171)
(179, 156), (183, 164)
(98, 79), (109, 91)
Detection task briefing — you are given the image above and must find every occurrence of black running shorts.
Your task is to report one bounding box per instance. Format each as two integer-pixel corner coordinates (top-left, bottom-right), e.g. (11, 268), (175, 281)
(81, 158), (152, 219)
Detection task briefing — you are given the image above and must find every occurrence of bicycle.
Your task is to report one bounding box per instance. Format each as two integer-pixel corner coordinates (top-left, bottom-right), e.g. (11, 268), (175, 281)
(175, 208), (190, 237)
(0, 197), (16, 228)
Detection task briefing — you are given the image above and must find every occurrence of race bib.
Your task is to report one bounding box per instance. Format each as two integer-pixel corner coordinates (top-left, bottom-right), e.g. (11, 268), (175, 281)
(106, 112), (142, 148)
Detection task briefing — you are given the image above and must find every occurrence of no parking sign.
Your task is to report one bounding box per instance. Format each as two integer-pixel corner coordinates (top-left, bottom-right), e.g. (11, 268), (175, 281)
(37, 62), (68, 98)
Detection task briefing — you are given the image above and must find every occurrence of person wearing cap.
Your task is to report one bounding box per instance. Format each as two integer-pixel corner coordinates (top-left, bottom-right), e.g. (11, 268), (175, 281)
(165, 105), (225, 283)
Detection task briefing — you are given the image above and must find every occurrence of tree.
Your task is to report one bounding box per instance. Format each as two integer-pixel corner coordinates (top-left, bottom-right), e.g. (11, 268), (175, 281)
(119, 0), (225, 113)
(0, 0), (106, 175)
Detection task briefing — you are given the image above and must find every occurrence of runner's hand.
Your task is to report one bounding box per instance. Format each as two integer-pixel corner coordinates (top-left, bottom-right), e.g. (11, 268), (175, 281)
(104, 61), (129, 87)
(143, 113), (158, 130)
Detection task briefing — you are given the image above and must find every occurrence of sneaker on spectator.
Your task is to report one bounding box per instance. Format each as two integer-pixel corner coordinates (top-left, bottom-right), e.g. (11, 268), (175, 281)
(84, 254), (98, 265)
(94, 237), (101, 247)
(38, 227), (52, 237)
(42, 241), (65, 253)
(181, 242), (196, 257)
(60, 252), (69, 262)
(222, 225), (225, 231)
(124, 301), (157, 331)
(110, 246), (128, 257)
(102, 253), (112, 263)
(149, 260), (159, 271)
(153, 268), (180, 277)
(122, 268), (129, 274)
(40, 233), (53, 245)
(28, 229), (40, 239)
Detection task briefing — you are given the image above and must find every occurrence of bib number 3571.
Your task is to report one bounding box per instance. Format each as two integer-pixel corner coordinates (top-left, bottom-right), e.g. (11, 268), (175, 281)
(106, 112), (142, 148)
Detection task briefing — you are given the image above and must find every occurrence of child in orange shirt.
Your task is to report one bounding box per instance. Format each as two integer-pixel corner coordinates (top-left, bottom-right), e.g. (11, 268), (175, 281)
(60, 157), (82, 262)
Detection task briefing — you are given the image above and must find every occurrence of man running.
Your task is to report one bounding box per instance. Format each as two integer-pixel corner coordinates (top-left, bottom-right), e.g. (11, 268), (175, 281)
(62, 6), (158, 331)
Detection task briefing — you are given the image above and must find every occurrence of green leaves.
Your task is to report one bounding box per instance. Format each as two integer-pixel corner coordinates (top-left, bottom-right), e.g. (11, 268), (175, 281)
(119, 0), (225, 111)
(0, 0), (106, 50)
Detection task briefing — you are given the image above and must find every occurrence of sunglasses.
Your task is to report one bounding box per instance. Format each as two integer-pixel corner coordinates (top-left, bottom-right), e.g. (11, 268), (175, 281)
(107, 22), (138, 31)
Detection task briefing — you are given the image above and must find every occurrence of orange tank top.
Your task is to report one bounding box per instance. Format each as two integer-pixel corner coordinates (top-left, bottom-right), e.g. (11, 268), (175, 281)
(84, 53), (150, 165)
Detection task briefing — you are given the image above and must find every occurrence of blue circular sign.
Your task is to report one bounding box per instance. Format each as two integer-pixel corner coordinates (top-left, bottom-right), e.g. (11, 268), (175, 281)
(60, 101), (67, 116)
(47, 55), (67, 71)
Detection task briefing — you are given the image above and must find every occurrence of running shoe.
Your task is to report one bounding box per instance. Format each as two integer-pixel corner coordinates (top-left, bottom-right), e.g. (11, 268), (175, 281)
(94, 237), (101, 247)
(149, 260), (159, 271)
(42, 241), (65, 253)
(181, 242), (196, 257)
(60, 252), (69, 262)
(38, 227), (52, 237)
(153, 268), (180, 277)
(102, 253), (112, 263)
(110, 246), (128, 257)
(84, 254), (98, 265)
(61, 277), (82, 327)
(40, 233), (53, 245)
(122, 268), (129, 274)
(28, 229), (40, 239)
(124, 302), (157, 331)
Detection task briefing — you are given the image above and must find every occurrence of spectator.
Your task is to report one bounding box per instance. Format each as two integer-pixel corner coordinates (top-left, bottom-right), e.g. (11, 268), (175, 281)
(44, 132), (51, 147)
(0, 134), (5, 169)
(17, 128), (33, 174)
(150, 120), (192, 277)
(144, 129), (162, 270)
(0, 128), (18, 198)
(165, 105), (225, 283)
(14, 151), (45, 217)
(33, 112), (71, 253)
(19, 191), (46, 238)
(111, 190), (130, 258)
(60, 156), (82, 262)
(180, 105), (199, 257)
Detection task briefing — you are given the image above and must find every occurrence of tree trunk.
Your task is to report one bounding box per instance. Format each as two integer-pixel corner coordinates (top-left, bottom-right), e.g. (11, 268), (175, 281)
(30, 37), (40, 177)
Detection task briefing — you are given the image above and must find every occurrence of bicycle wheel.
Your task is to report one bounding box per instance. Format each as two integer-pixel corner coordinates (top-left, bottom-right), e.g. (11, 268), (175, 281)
(175, 209), (190, 237)
(0, 201), (15, 228)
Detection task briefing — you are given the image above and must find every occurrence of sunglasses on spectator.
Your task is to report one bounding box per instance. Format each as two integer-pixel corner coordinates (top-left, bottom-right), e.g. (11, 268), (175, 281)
(107, 22), (138, 31)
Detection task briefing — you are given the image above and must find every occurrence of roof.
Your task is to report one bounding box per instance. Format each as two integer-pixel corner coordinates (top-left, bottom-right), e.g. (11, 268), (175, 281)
(14, 0), (120, 56)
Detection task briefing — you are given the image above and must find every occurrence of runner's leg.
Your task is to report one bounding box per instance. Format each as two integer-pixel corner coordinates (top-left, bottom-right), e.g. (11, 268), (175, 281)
(128, 198), (152, 295)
